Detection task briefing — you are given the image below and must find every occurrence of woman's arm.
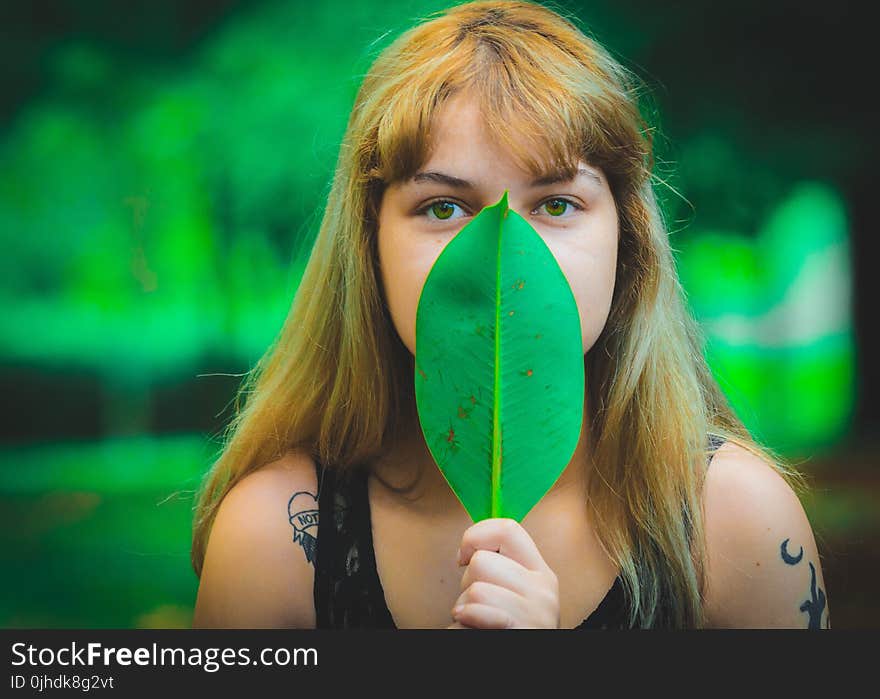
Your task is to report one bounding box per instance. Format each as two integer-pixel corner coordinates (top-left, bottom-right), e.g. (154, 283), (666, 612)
(192, 450), (319, 629)
(702, 442), (831, 629)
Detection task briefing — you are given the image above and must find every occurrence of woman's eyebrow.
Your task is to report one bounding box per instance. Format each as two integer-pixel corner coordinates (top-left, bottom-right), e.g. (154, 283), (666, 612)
(531, 167), (602, 187)
(408, 167), (601, 189)
(410, 171), (475, 188)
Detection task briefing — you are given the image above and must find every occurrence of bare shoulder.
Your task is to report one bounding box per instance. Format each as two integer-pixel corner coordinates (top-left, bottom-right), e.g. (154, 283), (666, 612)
(701, 441), (830, 629)
(192, 447), (320, 629)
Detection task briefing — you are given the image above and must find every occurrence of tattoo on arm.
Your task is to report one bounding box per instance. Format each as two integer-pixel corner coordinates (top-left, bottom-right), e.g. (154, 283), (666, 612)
(288, 491), (319, 566)
(780, 538), (803, 565)
(799, 561), (827, 629)
(779, 537), (827, 629)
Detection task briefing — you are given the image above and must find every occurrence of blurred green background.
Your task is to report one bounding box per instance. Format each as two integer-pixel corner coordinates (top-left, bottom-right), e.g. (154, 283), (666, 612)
(1, 0), (876, 628)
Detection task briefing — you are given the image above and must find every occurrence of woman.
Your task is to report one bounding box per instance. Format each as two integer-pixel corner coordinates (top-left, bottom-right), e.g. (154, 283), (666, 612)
(190, 0), (830, 629)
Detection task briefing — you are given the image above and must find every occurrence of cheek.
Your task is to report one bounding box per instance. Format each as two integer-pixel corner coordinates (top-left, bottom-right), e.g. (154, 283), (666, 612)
(552, 234), (618, 355)
(378, 228), (443, 356)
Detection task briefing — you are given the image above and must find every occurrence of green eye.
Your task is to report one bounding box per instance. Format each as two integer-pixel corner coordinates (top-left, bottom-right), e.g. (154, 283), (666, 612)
(418, 199), (464, 223)
(430, 201), (456, 220)
(543, 199), (569, 216)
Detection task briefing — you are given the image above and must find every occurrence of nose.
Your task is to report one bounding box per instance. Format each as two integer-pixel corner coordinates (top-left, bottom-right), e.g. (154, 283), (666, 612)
(482, 188), (526, 216)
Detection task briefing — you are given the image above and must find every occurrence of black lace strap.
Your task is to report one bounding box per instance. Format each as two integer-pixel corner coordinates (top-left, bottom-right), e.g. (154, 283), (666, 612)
(707, 433), (725, 453)
(312, 460), (394, 628)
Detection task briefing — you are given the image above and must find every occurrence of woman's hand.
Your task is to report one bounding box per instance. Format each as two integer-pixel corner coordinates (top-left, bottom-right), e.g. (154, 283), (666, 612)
(448, 517), (560, 629)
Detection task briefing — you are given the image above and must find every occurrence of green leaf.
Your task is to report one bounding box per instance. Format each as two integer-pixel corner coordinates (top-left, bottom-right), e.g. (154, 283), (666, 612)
(414, 190), (585, 522)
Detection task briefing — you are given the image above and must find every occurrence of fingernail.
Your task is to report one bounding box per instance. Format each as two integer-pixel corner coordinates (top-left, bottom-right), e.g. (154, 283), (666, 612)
(456, 548), (462, 565)
(452, 605), (463, 618)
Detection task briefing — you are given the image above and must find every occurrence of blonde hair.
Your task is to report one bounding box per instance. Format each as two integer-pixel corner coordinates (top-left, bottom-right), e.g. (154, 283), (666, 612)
(191, 0), (807, 627)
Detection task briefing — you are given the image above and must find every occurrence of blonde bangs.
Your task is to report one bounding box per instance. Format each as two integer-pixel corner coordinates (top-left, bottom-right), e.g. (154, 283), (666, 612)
(365, 3), (649, 192)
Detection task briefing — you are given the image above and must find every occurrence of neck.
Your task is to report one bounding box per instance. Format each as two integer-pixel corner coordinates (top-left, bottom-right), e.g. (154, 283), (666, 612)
(370, 387), (592, 513)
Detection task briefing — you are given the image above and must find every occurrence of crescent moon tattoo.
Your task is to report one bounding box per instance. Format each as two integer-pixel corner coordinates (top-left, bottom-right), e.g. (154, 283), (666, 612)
(780, 538), (804, 565)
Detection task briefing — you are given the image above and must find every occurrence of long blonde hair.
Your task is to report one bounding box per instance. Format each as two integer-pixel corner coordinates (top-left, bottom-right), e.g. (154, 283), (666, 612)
(191, 0), (807, 627)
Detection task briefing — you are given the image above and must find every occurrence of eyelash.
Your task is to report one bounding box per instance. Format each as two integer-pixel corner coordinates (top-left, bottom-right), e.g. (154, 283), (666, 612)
(415, 197), (584, 222)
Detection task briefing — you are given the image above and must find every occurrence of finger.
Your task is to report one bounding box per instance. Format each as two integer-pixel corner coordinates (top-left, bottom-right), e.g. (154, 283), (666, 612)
(458, 518), (547, 572)
(453, 602), (514, 630)
(453, 580), (526, 620)
(459, 548), (531, 596)
(446, 621), (469, 629)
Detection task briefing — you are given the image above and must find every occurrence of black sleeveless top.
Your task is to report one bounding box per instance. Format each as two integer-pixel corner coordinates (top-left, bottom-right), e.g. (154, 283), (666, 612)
(312, 436), (726, 629)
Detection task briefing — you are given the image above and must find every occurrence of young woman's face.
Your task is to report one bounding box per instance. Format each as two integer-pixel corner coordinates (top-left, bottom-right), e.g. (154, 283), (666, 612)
(376, 92), (619, 358)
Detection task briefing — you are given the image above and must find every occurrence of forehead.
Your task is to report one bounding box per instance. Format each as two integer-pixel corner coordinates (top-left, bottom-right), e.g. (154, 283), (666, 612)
(426, 96), (505, 169)
(429, 92), (485, 140)
(418, 91), (583, 183)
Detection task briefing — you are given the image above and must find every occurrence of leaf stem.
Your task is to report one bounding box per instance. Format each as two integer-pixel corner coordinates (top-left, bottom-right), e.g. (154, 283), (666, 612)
(491, 191), (508, 518)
